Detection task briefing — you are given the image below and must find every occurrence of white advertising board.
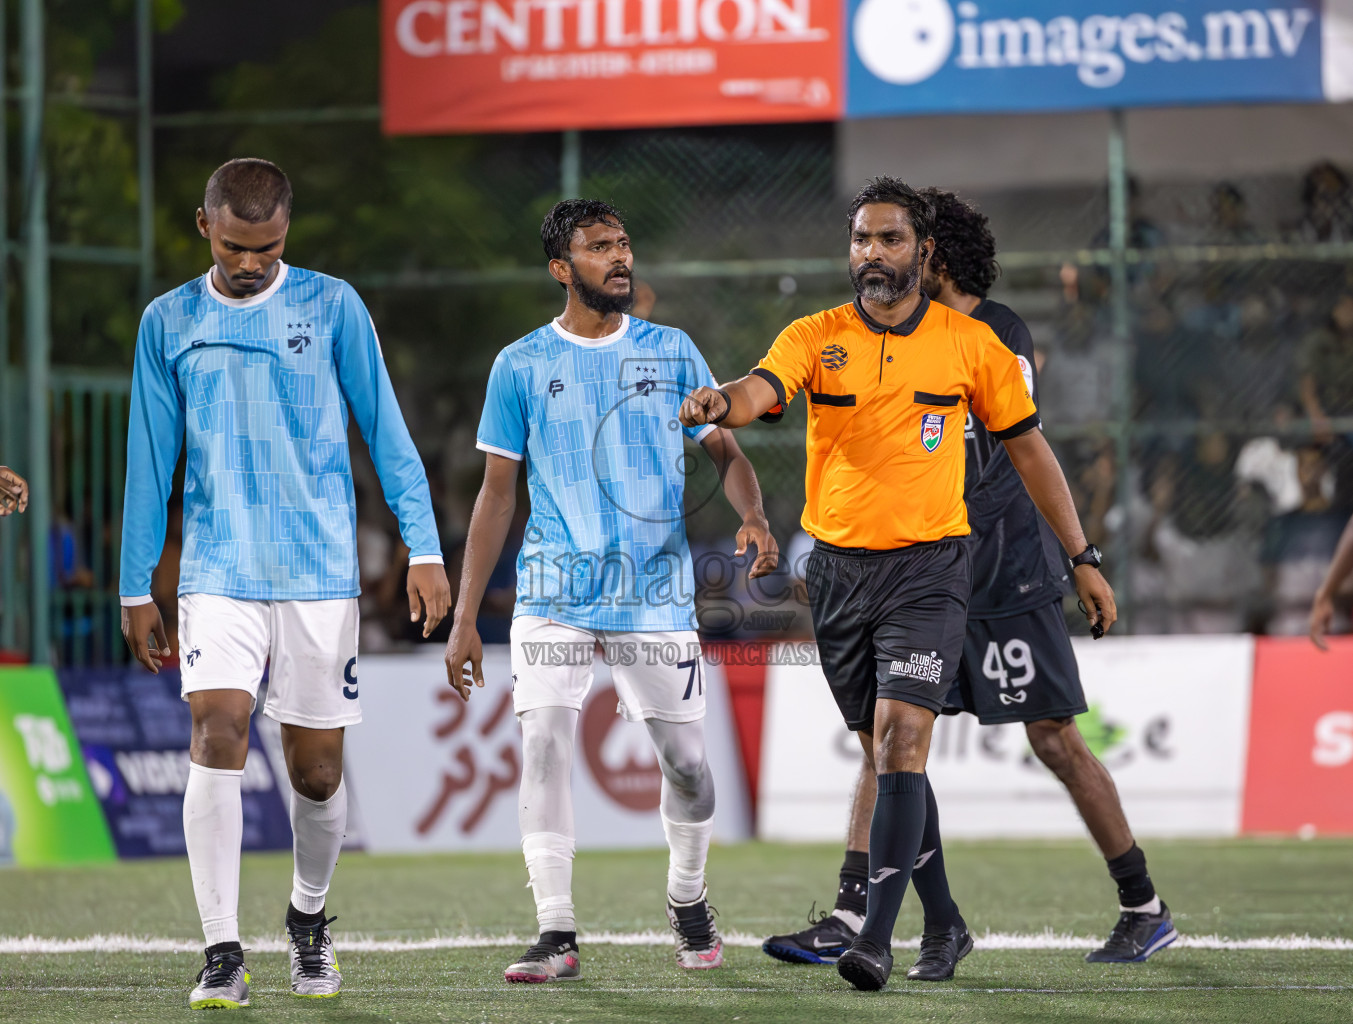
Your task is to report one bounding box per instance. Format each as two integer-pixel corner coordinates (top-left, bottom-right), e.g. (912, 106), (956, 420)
(758, 636), (1254, 841)
(345, 648), (751, 852)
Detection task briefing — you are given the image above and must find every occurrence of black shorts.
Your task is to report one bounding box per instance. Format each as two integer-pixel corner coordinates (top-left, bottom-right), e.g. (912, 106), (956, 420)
(806, 537), (972, 732)
(944, 599), (1088, 725)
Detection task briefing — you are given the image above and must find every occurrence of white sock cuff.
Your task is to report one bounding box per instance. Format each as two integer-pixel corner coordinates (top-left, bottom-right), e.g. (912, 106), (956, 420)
(201, 915), (240, 947)
(1122, 895), (1162, 915)
(522, 831), (576, 859)
(190, 762), (244, 778)
(292, 777), (346, 814)
(660, 813), (714, 838)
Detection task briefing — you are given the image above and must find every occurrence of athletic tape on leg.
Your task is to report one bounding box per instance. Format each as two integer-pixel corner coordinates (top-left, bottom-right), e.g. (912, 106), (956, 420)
(662, 813), (714, 904)
(522, 831), (576, 933)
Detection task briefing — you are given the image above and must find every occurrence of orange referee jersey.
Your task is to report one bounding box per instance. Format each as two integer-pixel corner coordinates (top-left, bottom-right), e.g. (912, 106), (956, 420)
(753, 294), (1039, 550)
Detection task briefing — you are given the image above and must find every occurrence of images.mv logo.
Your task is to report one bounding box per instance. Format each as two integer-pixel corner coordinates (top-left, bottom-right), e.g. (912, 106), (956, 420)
(852, 0), (1316, 89)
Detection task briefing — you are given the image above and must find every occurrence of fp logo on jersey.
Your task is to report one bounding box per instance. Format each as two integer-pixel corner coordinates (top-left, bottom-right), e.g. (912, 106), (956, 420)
(920, 413), (945, 452)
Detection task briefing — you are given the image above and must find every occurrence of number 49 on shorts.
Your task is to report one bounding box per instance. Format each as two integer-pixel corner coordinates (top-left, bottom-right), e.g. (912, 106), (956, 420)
(982, 639), (1036, 690)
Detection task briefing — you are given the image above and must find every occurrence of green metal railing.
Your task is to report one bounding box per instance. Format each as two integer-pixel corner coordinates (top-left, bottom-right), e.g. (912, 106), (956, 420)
(0, 368), (130, 664)
(0, 0), (152, 663)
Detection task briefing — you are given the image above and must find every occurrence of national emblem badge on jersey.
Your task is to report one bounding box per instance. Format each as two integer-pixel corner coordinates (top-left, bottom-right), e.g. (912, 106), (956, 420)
(920, 413), (945, 452)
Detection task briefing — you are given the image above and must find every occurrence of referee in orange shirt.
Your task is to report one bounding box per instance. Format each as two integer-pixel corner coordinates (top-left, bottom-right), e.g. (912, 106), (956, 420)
(680, 178), (1117, 991)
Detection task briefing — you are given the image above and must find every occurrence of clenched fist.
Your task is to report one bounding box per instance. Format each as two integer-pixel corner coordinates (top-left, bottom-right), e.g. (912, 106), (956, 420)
(678, 386), (729, 428)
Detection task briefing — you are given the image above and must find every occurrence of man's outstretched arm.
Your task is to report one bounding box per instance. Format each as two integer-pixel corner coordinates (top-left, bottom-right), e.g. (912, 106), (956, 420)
(700, 427), (778, 578)
(1003, 428), (1118, 636)
(444, 453), (520, 699)
(679, 374), (781, 430)
(1310, 514), (1353, 649)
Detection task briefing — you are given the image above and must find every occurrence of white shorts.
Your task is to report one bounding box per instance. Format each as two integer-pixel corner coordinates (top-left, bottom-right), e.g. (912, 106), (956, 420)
(509, 616), (706, 724)
(178, 593), (361, 729)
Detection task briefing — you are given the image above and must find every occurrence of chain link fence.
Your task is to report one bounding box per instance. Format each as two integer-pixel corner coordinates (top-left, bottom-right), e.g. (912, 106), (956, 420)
(6, 3), (1353, 661)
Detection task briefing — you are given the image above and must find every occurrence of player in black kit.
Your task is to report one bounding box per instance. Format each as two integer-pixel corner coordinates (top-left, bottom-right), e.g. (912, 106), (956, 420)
(763, 189), (1175, 977)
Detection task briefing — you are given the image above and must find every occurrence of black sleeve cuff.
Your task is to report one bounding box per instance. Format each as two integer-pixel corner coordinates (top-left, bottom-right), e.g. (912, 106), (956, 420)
(991, 411), (1041, 441)
(750, 367), (787, 424)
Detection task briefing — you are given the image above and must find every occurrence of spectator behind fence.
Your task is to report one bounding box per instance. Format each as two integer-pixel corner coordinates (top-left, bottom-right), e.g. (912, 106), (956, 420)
(355, 482), (398, 653)
(0, 466), (27, 516)
(1294, 161), (1353, 244)
(1204, 182), (1261, 246)
(1235, 404), (1304, 516)
(1261, 445), (1345, 635)
(1298, 291), (1353, 510)
(1137, 445), (1262, 634)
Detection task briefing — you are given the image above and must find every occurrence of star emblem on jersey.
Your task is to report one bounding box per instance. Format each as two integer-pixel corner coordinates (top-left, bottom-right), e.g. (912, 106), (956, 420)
(920, 413), (945, 452)
(820, 344), (848, 370)
(286, 323), (313, 353)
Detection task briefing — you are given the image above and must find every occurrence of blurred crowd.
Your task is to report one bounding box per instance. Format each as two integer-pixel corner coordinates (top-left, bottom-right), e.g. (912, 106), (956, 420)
(1043, 161), (1353, 634)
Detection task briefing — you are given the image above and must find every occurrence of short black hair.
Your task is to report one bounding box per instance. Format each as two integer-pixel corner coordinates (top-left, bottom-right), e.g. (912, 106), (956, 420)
(541, 199), (625, 261)
(847, 177), (935, 243)
(921, 188), (999, 298)
(203, 158), (292, 222)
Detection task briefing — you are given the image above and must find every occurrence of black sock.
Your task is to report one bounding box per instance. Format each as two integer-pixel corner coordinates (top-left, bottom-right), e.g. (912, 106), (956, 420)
(909, 774), (961, 932)
(1106, 843), (1156, 908)
(858, 771), (927, 949)
(205, 940), (243, 958)
(540, 929), (577, 948)
(287, 903), (326, 927)
(835, 849), (870, 917)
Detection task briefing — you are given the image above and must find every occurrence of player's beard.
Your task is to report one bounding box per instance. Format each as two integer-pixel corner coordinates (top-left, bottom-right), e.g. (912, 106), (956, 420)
(572, 265), (635, 315)
(851, 248), (923, 306)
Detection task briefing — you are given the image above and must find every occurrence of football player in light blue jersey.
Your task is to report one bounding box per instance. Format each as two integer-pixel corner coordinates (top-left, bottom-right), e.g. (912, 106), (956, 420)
(445, 200), (777, 982)
(119, 159), (451, 1009)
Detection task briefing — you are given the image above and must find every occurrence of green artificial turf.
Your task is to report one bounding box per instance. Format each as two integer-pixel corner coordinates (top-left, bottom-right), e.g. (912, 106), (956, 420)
(1, 838), (1349, 1023)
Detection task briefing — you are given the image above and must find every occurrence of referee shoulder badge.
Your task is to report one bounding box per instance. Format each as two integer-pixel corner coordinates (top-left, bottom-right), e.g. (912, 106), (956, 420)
(920, 413), (945, 452)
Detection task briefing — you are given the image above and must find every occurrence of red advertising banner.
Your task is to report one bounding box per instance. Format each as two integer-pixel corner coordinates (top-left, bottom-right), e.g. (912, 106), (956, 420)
(1242, 637), (1353, 835)
(382, 0), (843, 134)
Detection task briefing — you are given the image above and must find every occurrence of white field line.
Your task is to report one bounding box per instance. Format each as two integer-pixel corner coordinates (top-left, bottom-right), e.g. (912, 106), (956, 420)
(6, 984), (1353, 996)
(1, 930), (1352, 954)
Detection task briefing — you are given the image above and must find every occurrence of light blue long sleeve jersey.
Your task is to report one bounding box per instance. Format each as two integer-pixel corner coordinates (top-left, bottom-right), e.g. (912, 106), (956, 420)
(119, 262), (442, 602)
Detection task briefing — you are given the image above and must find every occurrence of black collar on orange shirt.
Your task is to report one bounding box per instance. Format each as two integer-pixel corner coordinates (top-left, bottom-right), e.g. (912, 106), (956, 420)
(852, 291), (931, 337)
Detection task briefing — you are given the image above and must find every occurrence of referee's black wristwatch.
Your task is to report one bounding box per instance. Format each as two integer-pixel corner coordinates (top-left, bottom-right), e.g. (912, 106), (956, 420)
(1069, 544), (1103, 570)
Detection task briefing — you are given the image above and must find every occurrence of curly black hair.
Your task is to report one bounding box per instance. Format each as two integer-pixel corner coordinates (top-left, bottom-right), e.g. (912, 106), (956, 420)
(920, 188), (999, 298)
(540, 198), (625, 261)
(846, 177), (935, 243)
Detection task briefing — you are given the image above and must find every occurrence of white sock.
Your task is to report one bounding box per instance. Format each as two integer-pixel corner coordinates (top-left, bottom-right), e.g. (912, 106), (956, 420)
(1123, 895), (1162, 915)
(184, 762), (243, 946)
(832, 908), (865, 932)
(290, 778), (348, 915)
(522, 831), (576, 933)
(662, 813), (714, 904)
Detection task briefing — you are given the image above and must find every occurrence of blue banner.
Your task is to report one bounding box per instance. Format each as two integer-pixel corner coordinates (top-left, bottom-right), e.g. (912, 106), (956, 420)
(846, 0), (1324, 117)
(59, 667), (292, 858)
